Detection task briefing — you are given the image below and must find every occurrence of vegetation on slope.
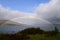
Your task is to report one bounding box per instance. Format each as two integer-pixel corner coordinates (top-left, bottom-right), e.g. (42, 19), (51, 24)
(0, 26), (60, 40)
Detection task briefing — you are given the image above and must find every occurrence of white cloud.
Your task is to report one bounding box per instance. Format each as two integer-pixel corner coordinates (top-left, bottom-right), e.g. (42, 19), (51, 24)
(0, 4), (52, 25)
(0, 0), (57, 30)
(0, 4), (35, 20)
(1, 0), (60, 26)
(0, 4), (38, 25)
(35, 0), (60, 24)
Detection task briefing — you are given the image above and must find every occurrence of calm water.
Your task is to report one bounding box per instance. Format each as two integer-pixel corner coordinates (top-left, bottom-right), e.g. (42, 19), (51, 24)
(0, 24), (60, 34)
(0, 25), (29, 34)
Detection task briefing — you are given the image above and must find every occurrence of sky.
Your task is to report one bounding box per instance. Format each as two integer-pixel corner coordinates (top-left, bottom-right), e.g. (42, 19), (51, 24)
(0, 0), (60, 26)
(0, 0), (50, 13)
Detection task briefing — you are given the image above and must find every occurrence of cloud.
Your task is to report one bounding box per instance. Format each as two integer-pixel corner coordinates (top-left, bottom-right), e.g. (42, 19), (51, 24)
(0, 4), (38, 25)
(0, 0), (60, 25)
(0, 0), (56, 31)
(0, 4), (35, 20)
(35, 0), (60, 24)
(0, 4), (51, 26)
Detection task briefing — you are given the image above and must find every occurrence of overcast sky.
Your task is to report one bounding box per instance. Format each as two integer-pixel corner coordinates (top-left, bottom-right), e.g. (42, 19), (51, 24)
(0, 0), (60, 25)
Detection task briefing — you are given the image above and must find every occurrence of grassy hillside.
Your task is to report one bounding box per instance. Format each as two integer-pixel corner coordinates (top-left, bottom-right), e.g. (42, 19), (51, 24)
(0, 33), (60, 40)
(0, 27), (60, 40)
(29, 34), (60, 40)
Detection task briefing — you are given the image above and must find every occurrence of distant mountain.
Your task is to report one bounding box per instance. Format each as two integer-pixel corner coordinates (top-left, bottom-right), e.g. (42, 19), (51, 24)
(0, 20), (22, 26)
(0, 20), (7, 25)
(0, 20), (60, 34)
(0, 20), (32, 34)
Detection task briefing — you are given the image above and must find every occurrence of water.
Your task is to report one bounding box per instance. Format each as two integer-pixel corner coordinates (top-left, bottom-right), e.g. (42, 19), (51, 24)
(0, 24), (60, 34)
(0, 25), (28, 34)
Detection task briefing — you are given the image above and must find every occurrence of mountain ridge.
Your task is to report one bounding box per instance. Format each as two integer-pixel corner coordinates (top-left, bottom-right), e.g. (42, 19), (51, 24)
(0, 20), (22, 26)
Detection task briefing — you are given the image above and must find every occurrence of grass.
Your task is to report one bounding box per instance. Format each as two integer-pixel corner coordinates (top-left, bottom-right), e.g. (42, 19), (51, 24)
(29, 34), (60, 40)
(0, 34), (11, 40)
(0, 27), (60, 40)
(0, 33), (60, 40)
(0, 34), (29, 40)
